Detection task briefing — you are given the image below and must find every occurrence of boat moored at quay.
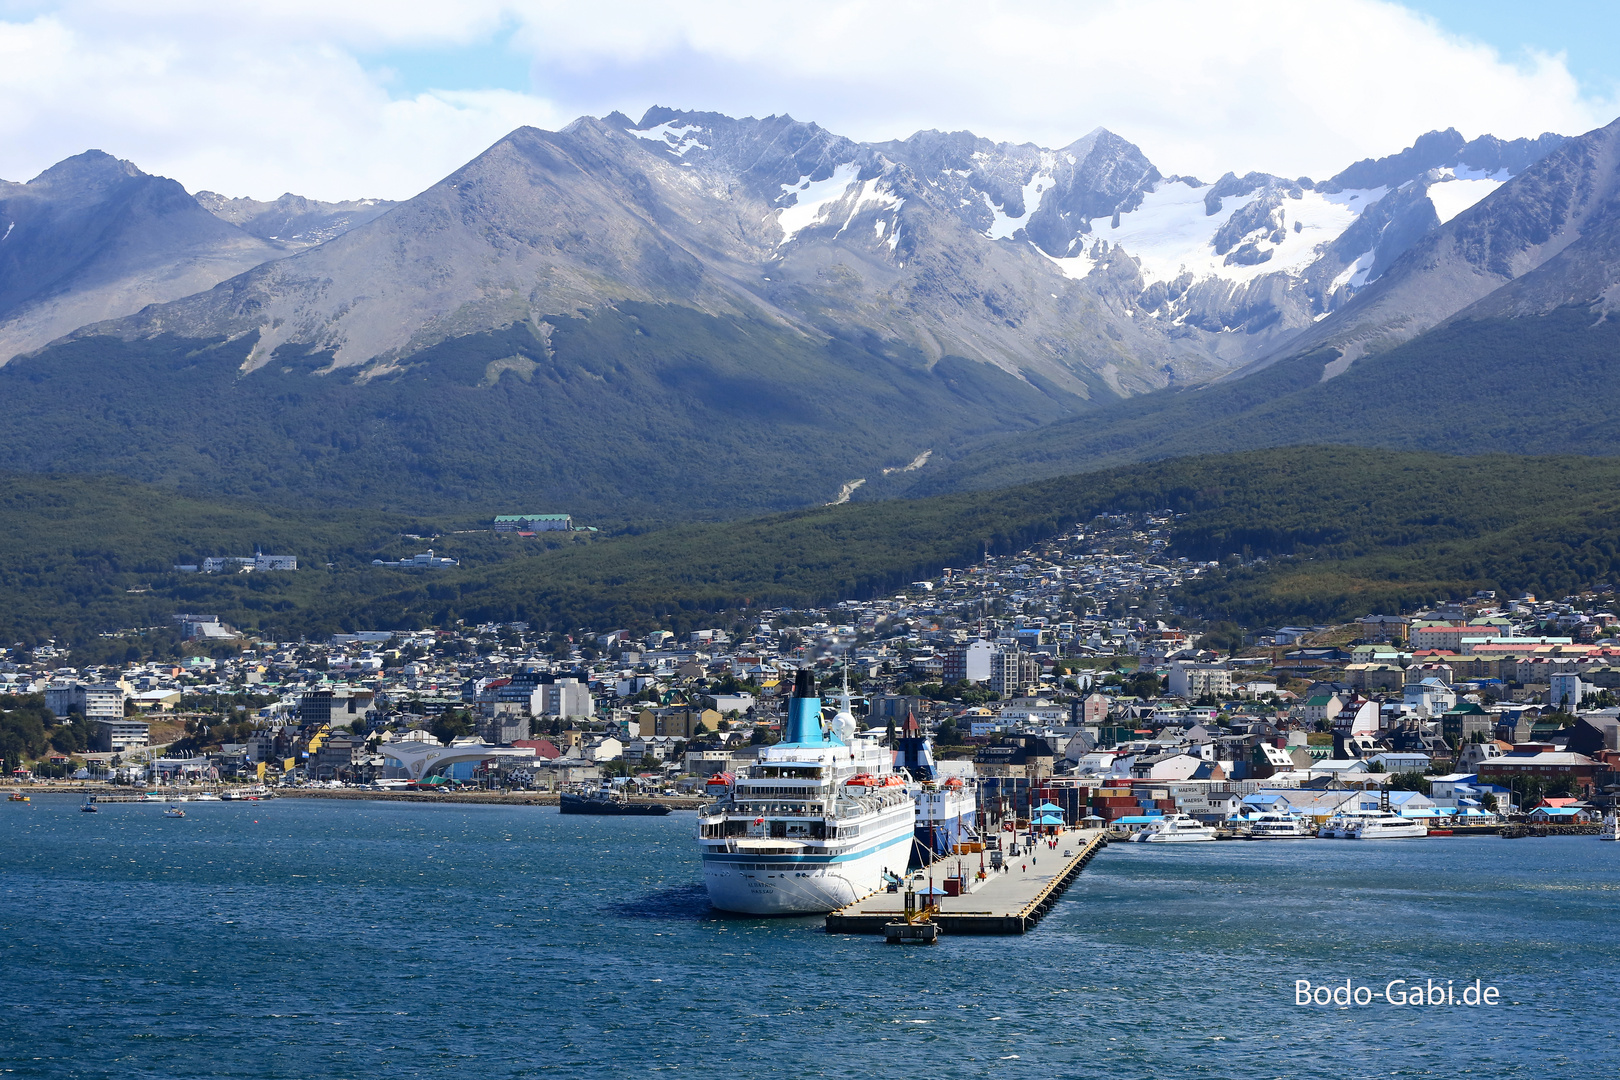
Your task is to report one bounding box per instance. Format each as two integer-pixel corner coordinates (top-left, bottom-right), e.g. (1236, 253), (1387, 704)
(697, 670), (915, 915)
(560, 789), (673, 816)
(1319, 809), (1429, 839)
(893, 712), (978, 862)
(1242, 811), (1315, 839)
(1127, 813), (1218, 843)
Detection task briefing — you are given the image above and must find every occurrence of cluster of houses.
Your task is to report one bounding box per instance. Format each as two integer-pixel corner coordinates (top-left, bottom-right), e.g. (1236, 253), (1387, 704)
(5, 516), (1619, 823)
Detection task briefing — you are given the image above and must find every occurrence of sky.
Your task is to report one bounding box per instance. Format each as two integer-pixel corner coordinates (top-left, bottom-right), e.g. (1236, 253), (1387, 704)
(0, 0), (1617, 201)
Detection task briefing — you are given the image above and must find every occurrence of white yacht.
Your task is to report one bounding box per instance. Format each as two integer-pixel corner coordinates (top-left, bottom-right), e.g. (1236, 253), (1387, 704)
(1244, 811), (1314, 839)
(1347, 810), (1428, 839)
(1128, 813), (1217, 843)
(696, 671), (915, 915)
(1318, 811), (1363, 838)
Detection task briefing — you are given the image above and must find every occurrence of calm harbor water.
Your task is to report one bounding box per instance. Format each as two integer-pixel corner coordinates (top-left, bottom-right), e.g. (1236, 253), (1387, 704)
(4, 795), (1619, 1079)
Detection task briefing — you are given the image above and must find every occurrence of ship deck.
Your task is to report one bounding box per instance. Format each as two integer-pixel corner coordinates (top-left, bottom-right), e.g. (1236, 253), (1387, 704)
(826, 827), (1108, 936)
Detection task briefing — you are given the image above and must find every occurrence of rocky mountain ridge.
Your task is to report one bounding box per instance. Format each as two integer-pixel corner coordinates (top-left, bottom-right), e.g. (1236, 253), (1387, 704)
(8, 109), (1617, 522)
(0, 152), (391, 364)
(1232, 119), (1617, 377)
(31, 110), (1564, 402)
(194, 191), (396, 249)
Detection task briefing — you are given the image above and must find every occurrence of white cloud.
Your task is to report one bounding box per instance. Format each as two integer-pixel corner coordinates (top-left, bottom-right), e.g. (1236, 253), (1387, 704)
(0, 8), (562, 199)
(0, 0), (1613, 201)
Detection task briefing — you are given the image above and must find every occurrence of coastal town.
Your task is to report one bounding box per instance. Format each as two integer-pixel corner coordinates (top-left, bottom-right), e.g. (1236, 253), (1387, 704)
(6, 511), (1619, 832)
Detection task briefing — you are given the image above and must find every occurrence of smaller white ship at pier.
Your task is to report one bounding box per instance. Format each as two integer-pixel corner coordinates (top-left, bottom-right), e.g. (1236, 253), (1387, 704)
(1128, 813), (1217, 843)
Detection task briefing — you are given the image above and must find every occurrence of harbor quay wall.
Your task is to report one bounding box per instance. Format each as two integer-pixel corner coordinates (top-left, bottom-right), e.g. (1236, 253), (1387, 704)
(30, 784), (704, 810)
(827, 831), (1109, 936)
(277, 789), (706, 809)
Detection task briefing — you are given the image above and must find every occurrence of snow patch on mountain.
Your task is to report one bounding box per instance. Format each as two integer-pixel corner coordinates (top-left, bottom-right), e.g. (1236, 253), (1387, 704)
(1086, 180), (1386, 286)
(777, 165), (860, 242)
(775, 166), (902, 246)
(1034, 244), (1094, 281)
(1426, 167), (1506, 224)
(983, 172), (1055, 240)
(1331, 247), (1379, 292)
(628, 121), (710, 157)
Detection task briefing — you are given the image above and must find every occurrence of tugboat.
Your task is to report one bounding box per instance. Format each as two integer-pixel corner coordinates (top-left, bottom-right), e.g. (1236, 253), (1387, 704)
(559, 787), (673, 816)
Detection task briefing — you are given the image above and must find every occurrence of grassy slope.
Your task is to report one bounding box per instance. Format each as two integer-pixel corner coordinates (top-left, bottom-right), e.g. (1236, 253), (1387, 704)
(10, 447), (1620, 647)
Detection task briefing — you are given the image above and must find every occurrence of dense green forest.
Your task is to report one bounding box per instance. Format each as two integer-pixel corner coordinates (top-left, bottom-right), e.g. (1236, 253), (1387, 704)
(0, 302), (1081, 523)
(887, 304), (1620, 498)
(9, 447), (1620, 651)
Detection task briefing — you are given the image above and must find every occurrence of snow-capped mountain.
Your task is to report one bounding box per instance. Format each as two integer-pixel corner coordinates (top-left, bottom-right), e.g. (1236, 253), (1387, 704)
(41, 109), (1563, 404)
(2, 108), (1612, 521)
(596, 110), (1565, 379)
(1240, 121), (1616, 375)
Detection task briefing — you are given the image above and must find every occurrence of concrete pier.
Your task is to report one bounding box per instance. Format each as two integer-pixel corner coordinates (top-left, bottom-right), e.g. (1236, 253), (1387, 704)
(826, 828), (1108, 936)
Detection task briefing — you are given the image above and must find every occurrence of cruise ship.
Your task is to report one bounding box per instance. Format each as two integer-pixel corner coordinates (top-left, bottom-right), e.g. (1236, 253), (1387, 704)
(697, 671), (916, 915)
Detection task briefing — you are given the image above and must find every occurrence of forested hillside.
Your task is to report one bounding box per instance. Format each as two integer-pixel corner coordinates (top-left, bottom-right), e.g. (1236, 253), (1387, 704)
(890, 305), (1620, 498)
(0, 303), (1078, 521)
(10, 448), (1620, 651)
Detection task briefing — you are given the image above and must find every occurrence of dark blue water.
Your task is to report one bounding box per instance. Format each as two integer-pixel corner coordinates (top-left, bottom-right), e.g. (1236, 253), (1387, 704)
(4, 796), (1619, 1079)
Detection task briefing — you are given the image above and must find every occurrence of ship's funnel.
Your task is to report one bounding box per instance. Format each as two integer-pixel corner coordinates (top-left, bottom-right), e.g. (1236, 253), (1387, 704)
(783, 668), (827, 746)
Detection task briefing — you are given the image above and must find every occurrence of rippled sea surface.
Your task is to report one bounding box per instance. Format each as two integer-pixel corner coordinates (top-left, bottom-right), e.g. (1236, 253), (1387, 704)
(4, 795), (1619, 1079)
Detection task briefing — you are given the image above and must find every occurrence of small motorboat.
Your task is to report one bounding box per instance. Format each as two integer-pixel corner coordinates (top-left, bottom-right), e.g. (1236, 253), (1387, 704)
(163, 804), (186, 818)
(8, 790), (29, 803)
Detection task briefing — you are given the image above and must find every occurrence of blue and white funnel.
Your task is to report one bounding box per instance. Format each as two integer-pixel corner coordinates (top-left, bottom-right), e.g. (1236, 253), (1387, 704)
(782, 669), (830, 746)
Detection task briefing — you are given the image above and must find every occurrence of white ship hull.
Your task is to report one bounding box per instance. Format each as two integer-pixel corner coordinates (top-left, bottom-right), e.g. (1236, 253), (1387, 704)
(1135, 830), (1216, 843)
(1323, 811), (1429, 839)
(913, 786), (978, 860)
(1244, 816), (1314, 839)
(1128, 813), (1217, 843)
(703, 827), (913, 915)
(1350, 822), (1428, 839)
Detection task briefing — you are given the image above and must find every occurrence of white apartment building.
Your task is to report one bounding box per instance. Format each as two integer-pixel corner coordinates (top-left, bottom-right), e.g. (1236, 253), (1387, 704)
(1167, 662), (1231, 699)
(92, 717), (151, 753)
(45, 681), (126, 721)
